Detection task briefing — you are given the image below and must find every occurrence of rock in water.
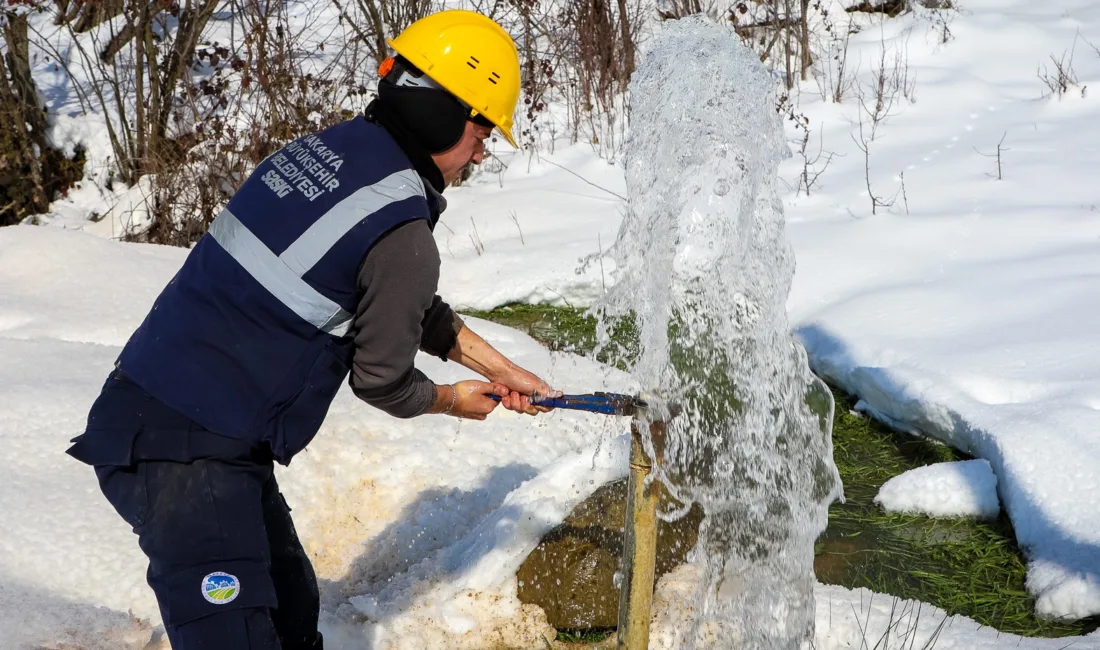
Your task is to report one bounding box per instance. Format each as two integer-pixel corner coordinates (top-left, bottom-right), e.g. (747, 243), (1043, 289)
(516, 478), (705, 629)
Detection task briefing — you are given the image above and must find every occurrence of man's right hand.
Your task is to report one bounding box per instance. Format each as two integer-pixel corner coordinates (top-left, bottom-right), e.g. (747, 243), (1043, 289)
(432, 381), (509, 420)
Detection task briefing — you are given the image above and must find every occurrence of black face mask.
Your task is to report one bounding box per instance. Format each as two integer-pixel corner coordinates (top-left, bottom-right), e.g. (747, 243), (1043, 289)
(376, 80), (469, 154)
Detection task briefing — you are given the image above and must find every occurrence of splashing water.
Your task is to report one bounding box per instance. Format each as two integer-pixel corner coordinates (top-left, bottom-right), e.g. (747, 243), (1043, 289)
(596, 16), (843, 650)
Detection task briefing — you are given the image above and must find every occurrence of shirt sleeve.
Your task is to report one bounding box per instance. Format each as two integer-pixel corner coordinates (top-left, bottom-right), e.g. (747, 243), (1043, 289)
(349, 219), (441, 418)
(419, 295), (461, 360)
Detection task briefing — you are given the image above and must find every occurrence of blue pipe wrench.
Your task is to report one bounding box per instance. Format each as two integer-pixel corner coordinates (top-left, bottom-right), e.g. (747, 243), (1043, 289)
(488, 391), (643, 416)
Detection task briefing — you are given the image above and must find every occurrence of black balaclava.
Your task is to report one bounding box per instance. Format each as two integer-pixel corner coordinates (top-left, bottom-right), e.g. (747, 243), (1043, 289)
(364, 57), (472, 195)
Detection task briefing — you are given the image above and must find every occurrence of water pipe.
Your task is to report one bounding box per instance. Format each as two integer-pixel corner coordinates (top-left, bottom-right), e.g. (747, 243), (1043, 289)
(617, 404), (665, 650)
(497, 391), (663, 649)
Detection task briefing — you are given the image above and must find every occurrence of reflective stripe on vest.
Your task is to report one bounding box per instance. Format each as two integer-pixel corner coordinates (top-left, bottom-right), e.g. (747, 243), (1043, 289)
(208, 168), (425, 338)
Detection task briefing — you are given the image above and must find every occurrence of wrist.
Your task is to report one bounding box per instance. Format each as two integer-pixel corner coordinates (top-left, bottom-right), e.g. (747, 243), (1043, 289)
(444, 384), (457, 415)
(432, 384), (457, 415)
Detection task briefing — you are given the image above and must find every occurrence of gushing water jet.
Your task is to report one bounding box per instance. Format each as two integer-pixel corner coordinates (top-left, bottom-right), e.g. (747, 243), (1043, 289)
(596, 15), (844, 650)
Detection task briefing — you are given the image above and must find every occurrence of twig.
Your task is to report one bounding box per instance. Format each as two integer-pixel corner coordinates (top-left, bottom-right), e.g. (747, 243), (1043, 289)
(900, 171), (909, 215)
(919, 613), (949, 650)
(469, 216), (485, 256)
(796, 126), (840, 196)
(1087, 36), (1100, 59)
(541, 285), (575, 308)
(597, 232), (606, 294)
(1038, 34), (1082, 99)
(487, 150), (509, 188)
(540, 157), (626, 201)
(973, 132), (1009, 180)
(509, 210), (525, 245)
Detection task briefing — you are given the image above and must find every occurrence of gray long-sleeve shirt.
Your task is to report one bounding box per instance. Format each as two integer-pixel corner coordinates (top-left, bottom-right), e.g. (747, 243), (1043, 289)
(349, 217), (461, 418)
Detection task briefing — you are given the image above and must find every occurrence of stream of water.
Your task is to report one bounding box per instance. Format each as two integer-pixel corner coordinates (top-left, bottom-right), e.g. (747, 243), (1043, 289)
(596, 16), (844, 649)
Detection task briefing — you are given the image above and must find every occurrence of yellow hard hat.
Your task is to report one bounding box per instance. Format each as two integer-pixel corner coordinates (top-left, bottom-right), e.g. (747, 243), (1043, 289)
(387, 10), (521, 148)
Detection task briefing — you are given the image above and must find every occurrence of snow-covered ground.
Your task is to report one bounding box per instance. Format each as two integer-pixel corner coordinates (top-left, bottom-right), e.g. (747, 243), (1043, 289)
(784, 0), (1100, 621)
(0, 225), (635, 649)
(4, 226), (1098, 650)
(4, 0), (1100, 648)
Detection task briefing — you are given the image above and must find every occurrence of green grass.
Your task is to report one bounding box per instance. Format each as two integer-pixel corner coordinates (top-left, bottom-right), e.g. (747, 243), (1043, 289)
(468, 303), (1100, 641)
(464, 304), (637, 371)
(820, 391), (1099, 638)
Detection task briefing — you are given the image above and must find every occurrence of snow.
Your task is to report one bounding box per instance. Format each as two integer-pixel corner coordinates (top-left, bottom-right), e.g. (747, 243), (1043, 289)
(444, 0), (1100, 623)
(432, 144), (626, 311)
(4, 0), (1100, 646)
(0, 225), (638, 648)
(4, 227), (1093, 650)
(810, 583), (1100, 650)
(874, 459), (1000, 519)
(781, 0), (1100, 620)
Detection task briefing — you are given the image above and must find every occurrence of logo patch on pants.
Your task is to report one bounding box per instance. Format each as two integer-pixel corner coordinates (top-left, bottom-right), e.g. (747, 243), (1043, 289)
(202, 572), (240, 604)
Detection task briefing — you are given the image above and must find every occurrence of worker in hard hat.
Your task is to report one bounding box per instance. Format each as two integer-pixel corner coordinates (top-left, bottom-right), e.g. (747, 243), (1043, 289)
(65, 10), (555, 649)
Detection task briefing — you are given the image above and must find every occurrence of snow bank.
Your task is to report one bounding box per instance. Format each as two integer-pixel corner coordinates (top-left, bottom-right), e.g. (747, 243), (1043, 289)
(809, 582), (1100, 650)
(786, 0), (1100, 620)
(874, 459), (1000, 519)
(0, 226), (185, 346)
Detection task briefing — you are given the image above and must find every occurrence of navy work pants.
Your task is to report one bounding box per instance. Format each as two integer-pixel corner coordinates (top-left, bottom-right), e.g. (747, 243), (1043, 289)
(72, 373), (323, 649)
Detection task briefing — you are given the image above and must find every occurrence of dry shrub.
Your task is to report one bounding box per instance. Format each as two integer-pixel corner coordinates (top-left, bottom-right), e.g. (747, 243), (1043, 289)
(1, 4), (88, 224)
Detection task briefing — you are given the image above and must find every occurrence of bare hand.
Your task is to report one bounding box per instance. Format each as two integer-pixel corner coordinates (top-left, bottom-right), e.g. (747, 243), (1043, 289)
(492, 363), (562, 416)
(447, 380), (510, 420)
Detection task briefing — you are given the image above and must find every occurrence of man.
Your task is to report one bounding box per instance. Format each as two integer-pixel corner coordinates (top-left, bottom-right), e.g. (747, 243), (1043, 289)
(65, 10), (557, 649)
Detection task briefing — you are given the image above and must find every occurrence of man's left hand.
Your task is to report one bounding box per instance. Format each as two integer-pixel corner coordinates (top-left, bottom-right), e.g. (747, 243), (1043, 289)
(493, 363), (562, 416)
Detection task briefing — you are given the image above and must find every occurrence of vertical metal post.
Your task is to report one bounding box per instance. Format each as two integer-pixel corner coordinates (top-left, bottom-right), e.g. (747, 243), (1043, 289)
(616, 417), (661, 650)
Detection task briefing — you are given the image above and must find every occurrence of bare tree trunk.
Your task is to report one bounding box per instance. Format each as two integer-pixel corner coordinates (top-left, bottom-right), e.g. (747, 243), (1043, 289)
(151, 0), (219, 161)
(616, 0), (635, 84)
(783, 0), (793, 89)
(135, 3), (149, 166)
(523, 7), (535, 86)
(0, 61), (46, 222)
(100, 19), (139, 61)
(53, 0), (81, 26)
(73, 0), (125, 33)
(360, 0), (389, 66)
(800, 0), (811, 81)
(3, 14), (47, 140)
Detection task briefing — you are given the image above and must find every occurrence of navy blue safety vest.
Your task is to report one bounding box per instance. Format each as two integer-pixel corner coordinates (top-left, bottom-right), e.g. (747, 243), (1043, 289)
(113, 117), (435, 464)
